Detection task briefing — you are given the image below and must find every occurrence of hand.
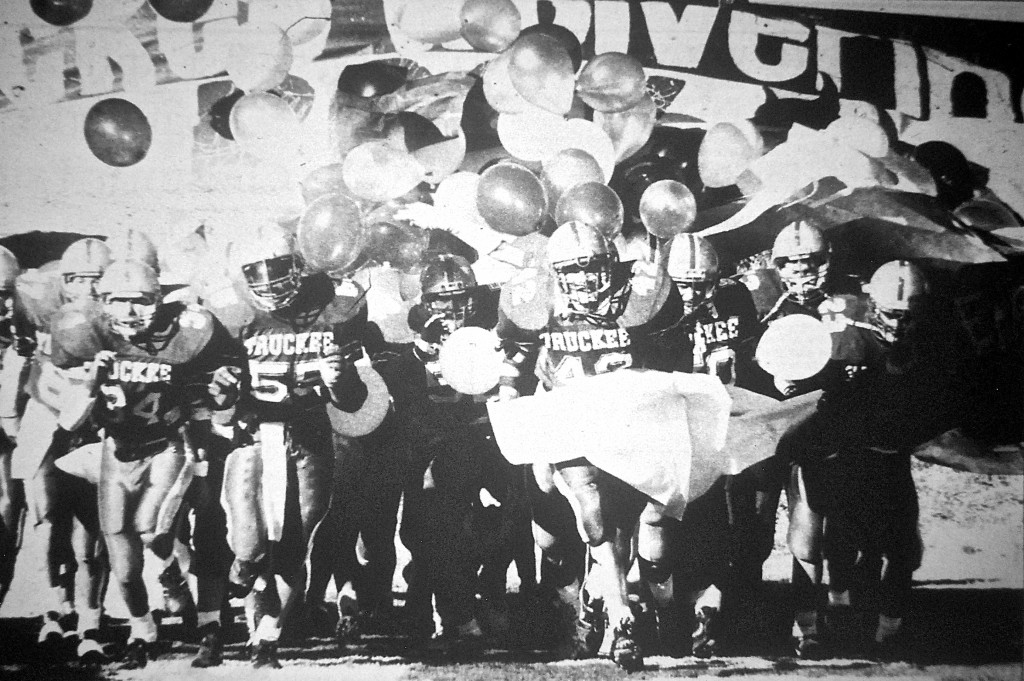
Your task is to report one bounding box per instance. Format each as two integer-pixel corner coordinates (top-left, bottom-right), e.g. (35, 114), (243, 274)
(707, 348), (736, 386)
(87, 350), (116, 391)
(209, 365), (242, 403)
(774, 376), (798, 397)
(318, 348), (346, 388)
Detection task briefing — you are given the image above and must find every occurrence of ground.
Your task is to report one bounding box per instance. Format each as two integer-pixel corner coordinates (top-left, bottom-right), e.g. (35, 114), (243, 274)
(0, 458), (1021, 680)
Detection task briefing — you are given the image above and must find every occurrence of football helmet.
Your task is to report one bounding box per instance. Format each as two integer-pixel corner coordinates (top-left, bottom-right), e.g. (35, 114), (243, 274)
(866, 260), (928, 344)
(233, 225), (303, 312)
(98, 260), (162, 339)
(771, 220), (830, 305)
(0, 246), (21, 321)
(59, 238), (112, 303)
(548, 221), (623, 319)
(420, 254), (477, 338)
(666, 234), (719, 319)
(106, 229), (159, 272)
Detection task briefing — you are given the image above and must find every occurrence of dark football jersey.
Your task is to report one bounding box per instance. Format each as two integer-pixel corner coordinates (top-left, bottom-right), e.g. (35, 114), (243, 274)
(686, 279), (760, 375)
(231, 273), (367, 422)
(58, 302), (246, 454)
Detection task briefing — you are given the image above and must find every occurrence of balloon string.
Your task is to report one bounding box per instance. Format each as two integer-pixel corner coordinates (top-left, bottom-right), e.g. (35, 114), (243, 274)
(285, 16), (332, 33)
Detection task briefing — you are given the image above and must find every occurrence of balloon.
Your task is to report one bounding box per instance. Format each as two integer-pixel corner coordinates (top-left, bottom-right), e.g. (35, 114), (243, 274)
(496, 109), (568, 163)
(617, 259), (671, 328)
(327, 366), (392, 436)
(461, 76), (501, 152)
(639, 180), (697, 238)
(507, 33), (575, 115)
(364, 221), (429, 271)
(249, 0), (333, 48)
(460, 0), (521, 52)
(954, 198), (1020, 232)
(297, 193), (366, 275)
(384, 111), (446, 152)
(477, 163), (547, 236)
(439, 327), (505, 395)
(300, 164), (352, 204)
(337, 61), (408, 99)
(83, 98), (152, 167)
(342, 140), (425, 202)
(149, 0), (213, 22)
(509, 232), (550, 268)
(576, 52), (647, 113)
(434, 172), (484, 222)
(594, 93), (657, 163)
(226, 21), (293, 93)
(519, 23), (583, 73)
(208, 89), (245, 140)
(499, 266), (554, 330)
(30, 0), (91, 26)
(555, 182), (624, 240)
(557, 119), (616, 182)
(229, 92), (300, 159)
(395, 0), (464, 44)
(825, 115), (890, 158)
(541, 148), (604, 213)
(698, 122), (760, 188)
(482, 49), (532, 114)
(755, 315), (832, 380)
(414, 133), (467, 185)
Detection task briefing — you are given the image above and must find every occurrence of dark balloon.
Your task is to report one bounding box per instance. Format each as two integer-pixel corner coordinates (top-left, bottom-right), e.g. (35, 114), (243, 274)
(149, 0), (214, 23)
(337, 61), (408, 99)
(83, 98), (152, 167)
(913, 140), (975, 209)
(384, 111), (447, 153)
(519, 23), (582, 73)
(30, 0), (91, 26)
(460, 76), (501, 152)
(208, 89), (245, 140)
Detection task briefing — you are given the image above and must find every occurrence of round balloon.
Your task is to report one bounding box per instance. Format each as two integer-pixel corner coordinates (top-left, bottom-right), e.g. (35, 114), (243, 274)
(460, 0), (521, 52)
(414, 132), (466, 185)
(498, 265), (554, 330)
(342, 140), (426, 202)
(617, 258), (671, 328)
(83, 98), (152, 167)
(594, 93), (657, 163)
(208, 89), (245, 140)
(555, 182), (624, 240)
(439, 326), (504, 395)
(297, 193), (366, 275)
(477, 163), (547, 236)
(697, 122), (759, 188)
(639, 180), (697, 238)
(482, 49), (532, 114)
(229, 92), (300, 159)
(507, 33), (575, 115)
(541, 148), (604, 213)
(755, 315), (832, 380)
(557, 119), (616, 182)
(384, 111), (446, 153)
(337, 60), (408, 99)
(519, 23), (582, 73)
(395, 0), (464, 45)
(31, 0), (91, 26)
(327, 365), (392, 436)
(301, 163), (352, 204)
(226, 21), (293, 93)
(576, 52), (647, 113)
(825, 115), (890, 159)
(434, 171), (484, 222)
(149, 0), (213, 22)
(496, 109), (569, 163)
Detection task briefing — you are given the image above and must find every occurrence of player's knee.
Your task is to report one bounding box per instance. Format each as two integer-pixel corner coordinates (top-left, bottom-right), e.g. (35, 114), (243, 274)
(579, 509), (609, 546)
(637, 556), (673, 584)
(788, 526), (820, 562)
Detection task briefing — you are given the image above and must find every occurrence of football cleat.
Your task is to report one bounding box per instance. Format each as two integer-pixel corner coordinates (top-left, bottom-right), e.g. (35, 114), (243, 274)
(610, 617), (644, 672)
(77, 631), (107, 664)
(191, 624), (223, 668)
(121, 638), (149, 670)
(691, 606), (720, 659)
(38, 612), (65, 645)
(158, 562), (197, 621)
(793, 632), (825, 660)
(228, 558), (261, 599)
(251, 640), (282, 669)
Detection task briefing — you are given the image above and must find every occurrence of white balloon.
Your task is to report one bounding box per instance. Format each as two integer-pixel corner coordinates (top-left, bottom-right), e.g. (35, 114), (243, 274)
(555, 119), (617, 182)
(755, 315), (832, 381)
(439, 327), (504, 395)
(497, 109), (570, 163)
(226, 21), (293, 92)
(434, 171), (484, 220)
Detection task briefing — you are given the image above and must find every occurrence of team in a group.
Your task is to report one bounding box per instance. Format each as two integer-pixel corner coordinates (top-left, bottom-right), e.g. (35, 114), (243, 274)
(0, 213), (952, 671)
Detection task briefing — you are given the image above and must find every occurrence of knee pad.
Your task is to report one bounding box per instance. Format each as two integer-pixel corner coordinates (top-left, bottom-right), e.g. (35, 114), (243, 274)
(637, 556), (672, 585)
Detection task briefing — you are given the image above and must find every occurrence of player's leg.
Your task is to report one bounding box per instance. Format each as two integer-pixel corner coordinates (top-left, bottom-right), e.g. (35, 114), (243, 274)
(638, 501), (690, 657)
(786, 463), (826, 658)
(0, 434), (25, 608)
(64, 466), (109, 662)
(221, 443), (268, 597)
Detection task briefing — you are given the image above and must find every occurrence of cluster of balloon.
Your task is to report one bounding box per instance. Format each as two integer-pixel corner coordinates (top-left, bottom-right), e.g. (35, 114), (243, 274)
(84, 98), (152, 167)
(228, 92), (300, 159)
(150, 0), (214, 22)
(541, 149), (604, 213)
(460, 0), (521, 52)
(342, 140), (425, 203)
(30, 0), (91, 26)
(296, 193), (367, 277)
(639, 180), (698, 239)
(477, 162), (547, 236)
(227, 20), (293, 93)
(555, 182), (624, 240)
(697, 121), (765, 189)
(499, 265), (554, 331)
(363, 220), (429, 272)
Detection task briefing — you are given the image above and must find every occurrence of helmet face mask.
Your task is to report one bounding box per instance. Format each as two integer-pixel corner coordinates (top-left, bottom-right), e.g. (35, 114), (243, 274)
(242, 254), (302, 311)
(666, 234), (719, 320)
(424, 290), (474, 340)
(673, 279), (714, 319)
(553, 254), (616, 317)
(775, 252), (829, 304)
(60, 238), (113, 304)
(104, 294), (160, 339)
(63, 273), (105, 304)
(866, 259), (928, 347)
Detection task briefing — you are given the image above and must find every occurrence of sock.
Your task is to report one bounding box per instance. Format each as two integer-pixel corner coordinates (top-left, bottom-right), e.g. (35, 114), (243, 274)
(197, 611), (220, 629)
(129, 612), (158, 643)
(692, 585), (722, 614)
(648, 574), (675, 609)
(78, 607), (102, 634)
(828, 590), (851, 607)
(793, 610), (818, 639)
(52, 588), (74, 616)
(254, 615), (281, 643)
(875, 615), (902, 643)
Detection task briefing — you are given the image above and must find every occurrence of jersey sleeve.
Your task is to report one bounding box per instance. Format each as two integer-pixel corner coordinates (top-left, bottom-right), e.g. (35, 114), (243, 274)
(186, 309), (250, 412)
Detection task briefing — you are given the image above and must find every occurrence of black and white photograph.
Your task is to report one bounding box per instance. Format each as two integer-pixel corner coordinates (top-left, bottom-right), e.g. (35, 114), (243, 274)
(0, 1), (1021, 679)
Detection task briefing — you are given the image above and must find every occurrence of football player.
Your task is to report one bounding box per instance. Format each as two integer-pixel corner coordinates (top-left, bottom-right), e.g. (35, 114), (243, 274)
(779, 260), (947, 659)
(219, 224), (368, 669)
(0, 245), (25, 608)
(56, 259), (246, 669)
(10, 239), (113, 658)
(496, 222), (679, 671)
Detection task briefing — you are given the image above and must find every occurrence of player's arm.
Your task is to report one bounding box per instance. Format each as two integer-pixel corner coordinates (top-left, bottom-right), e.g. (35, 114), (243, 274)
(200, 314), (250, 412)
(494, 308), (542, 400)
(322, 314), (368, 413)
